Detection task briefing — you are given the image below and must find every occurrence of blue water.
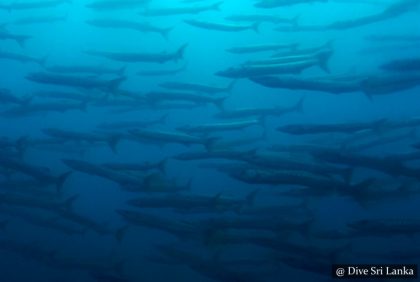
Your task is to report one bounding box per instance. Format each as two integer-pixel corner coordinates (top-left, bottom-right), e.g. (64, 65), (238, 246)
(0, 0), (420, 281)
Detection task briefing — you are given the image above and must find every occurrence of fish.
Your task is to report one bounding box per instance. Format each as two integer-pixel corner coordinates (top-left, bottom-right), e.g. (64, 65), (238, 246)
(0, 30), (31, 47)
(86, 0), (149, 10)
(129, 129), (217, 150)
(145, 91), (226, 109)
(244, 49), (333, 73)
(44, 64), (126, 76)
(96, 115), (167, 130)
(12, 14), (67, 25)
(85, 44), (187, 63)
(86, 18), (172, 40)
(177, 118), (264, 134)
(0, 0), (71, 11)
(137, 64), (187, 76)
(250, 74), (363, 94)
(214, 97), (304, 119)
(255, 0), (328, 8)
(26, 72), (126, 92)
(225, 14), (299, 25)
(102, 159), (167, 174)
(0, 50), (45, 65)
(0, 101), (86, 117)
(0, 156), (71, 191)
(216, 58), (325, 78)
(184, 19), (260, 33)
(42, 128), (121, 153)
(127, 190), (257, 213)
(141, 2), (222, 16)
(380, 58), (420, 72)
(159, 80), (235, 94)
(0, 89), (31, 105)
(277, 118), (388, 135)
(226, 43), (298, 54)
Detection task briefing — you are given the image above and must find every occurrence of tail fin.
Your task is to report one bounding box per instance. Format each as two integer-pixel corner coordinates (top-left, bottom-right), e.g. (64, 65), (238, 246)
(107, 134), (121, 154)
(158, 113), (169, 125)
(225, 79), (237, 93)
(107, 77), (126, 92)
(56, 171), (72, 192)
(214, 97), (226, 111)
(290, 15), (300, 27)
(317, 50), (333, 73)
(160, 27), (173, 40)
(36, 54), (48, 66)
(341, 167), (354, 184)
(292, 97), (305, 113)
(157, 158), (167, 174)
(15, 136), (28, 158)
(245, 189), (259, 206)
(204, 137), (220, 151)
(64, 194), (79, 211)
(117, 66), (126, 76)
(212, 1), (223, 11)
(252, 22), (261, 33)
(115, 225), (129, 242)
(16, 35), (30, 48)
(175, 43), (188, 61)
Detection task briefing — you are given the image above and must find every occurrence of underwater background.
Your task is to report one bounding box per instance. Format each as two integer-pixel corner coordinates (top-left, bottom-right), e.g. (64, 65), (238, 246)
(0, 0), (420, 281)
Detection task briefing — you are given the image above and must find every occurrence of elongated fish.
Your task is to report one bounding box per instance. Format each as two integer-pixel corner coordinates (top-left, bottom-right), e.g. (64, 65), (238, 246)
(26, 72), (125, 91)
(86, 0), (149, 10)
(85, 44), (187, 63)
(225, 14), (298, 25)
(44, 64), (125, 76)
(226, 43), (298, 54)
(255, 0), (328, 8)
(184, 19), (259, 33)
(0, 0), (71, 11)
(13, 14), (67, 25)
(141, 2), (221, 16)
(137, 64), (187, 76)
(177, 118), (263, 134)
(159, 80), (235, 94)
(86, 18), (172, 40)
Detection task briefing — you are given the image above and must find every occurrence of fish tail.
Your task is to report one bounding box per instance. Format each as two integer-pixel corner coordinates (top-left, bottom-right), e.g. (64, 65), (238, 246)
(160, 27), (173, 40)
(56, 171), (73, 193)
(16, 35), (30, 48)
(175, 43), (188, 61)
(108, 76), (126, 92)
(115, 225), (130, 242)
(317, 50), (333, 73)
(64, 193), (79, 211)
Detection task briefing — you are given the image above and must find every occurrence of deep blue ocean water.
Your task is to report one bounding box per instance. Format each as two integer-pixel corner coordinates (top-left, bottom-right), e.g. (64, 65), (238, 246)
(0, 0), (420, 281)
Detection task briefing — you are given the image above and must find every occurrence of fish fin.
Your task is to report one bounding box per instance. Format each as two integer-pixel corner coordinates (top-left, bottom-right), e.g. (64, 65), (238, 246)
(108, 76), (126, 92)
(214, 97), (227, 111)
(16, 35), (30, 48)
(107, 134), (121, 154)
(114, 259), (127, 276)
(56, 171), (72, 192)
(317, 50), (333, 73)
(341, 167), (354, 184)
(117, 66), (126, 76)
(252, 22), (261, 33)
(291, 15), (300, 27)
(160, 27), (173, 40)
(157, 158), (167, 174)
(175, 43), (188, 61)
(226, 79), (237, 93)
(15, 135), (28, 158)
(64, 194), (79, 211)
(293, 96), (305, 113)
(245, 189), (259, 206)
(37, 54), (49, 66)
(212, 1), (223, 11)
(115, 225), (130, 242)
(204, 137), (220, 151)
